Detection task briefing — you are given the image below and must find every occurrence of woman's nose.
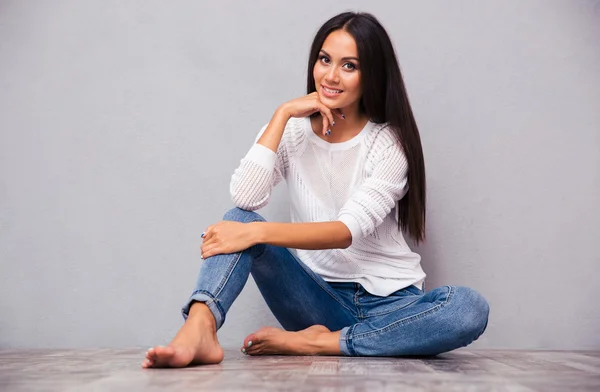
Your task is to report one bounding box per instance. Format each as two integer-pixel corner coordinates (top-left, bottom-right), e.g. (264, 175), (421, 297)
(325, 68), (339, 83)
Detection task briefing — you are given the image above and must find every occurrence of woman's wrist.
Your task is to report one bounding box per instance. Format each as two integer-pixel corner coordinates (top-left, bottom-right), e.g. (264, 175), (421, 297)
(275, 104), (291, 121)
(248, 221), (266, 246)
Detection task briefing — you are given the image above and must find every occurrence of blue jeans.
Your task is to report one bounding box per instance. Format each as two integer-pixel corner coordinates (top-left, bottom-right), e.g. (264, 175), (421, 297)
(182, 208), (490, 357)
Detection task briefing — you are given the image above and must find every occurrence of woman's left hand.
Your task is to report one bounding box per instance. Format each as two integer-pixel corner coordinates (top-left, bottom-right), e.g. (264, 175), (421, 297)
(200, 221), (257, 259)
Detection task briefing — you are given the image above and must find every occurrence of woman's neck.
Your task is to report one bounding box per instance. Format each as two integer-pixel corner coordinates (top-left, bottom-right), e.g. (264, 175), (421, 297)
(311, 111), (370, 143)
(335, 109), (368, 132)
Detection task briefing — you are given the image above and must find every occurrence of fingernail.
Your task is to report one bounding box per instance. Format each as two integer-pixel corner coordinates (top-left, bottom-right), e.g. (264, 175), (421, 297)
(241, 348), (246, 354)
(341, 114), (345, 119)
(326, 130), (331, 135)
(200, 255), (204, 259)
(201, 232), (205, 238)
(247, 341), (253, 348)
(332, 121), (336, 126)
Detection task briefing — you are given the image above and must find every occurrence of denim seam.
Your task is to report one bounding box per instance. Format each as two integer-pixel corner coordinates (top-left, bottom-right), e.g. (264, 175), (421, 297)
(189, 289), (226, 324)
(338, 327), (350, 356)
(364, 297), (422, 318)
(340, 324), (358, 356)
(212, 250), (244, 298)
(351, 285), (455, 341)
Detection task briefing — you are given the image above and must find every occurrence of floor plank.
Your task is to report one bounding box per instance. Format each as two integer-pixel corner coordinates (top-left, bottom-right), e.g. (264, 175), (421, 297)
(0, 348), (599, 391)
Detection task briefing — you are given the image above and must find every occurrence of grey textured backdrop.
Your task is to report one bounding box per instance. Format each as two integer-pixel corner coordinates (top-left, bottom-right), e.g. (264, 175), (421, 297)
(1, 0), (599, 350)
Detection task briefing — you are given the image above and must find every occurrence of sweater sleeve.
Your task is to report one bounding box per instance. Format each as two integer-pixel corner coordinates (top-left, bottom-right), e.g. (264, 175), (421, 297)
(337, 141), (409, 242)
(229, 123), (287, 211)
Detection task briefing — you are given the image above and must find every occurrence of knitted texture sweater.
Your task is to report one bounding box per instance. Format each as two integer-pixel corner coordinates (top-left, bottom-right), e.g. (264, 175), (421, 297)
(230, 116), (425, 296)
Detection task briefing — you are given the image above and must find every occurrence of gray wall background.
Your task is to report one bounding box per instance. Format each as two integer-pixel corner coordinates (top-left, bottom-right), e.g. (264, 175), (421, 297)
(1, 0), (599, 350)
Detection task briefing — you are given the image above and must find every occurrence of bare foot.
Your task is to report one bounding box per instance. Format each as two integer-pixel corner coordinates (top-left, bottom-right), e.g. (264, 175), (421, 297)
(142, 303), (224, 368)
(241, 325), (335, 356)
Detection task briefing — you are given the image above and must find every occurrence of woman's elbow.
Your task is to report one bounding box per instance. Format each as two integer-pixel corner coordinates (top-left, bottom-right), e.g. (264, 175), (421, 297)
(230, 195), (267, 211)
(232, 200), (264, 212)
(340, 236), (352, 249)
(339, 226), (353, 249)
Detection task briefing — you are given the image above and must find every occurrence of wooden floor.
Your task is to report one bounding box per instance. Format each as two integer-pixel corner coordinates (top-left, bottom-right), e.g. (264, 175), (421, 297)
(1, 348), (599, 391)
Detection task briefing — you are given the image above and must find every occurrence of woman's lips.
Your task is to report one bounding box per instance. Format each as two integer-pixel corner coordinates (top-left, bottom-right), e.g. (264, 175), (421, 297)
(321, 85), (343, 98)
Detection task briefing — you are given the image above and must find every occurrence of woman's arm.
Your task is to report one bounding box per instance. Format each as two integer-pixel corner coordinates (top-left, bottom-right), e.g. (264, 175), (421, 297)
(250, 221), (352, 250)
(200, 220), (352, 260)
(230, 94), (340, 211)
(229, 109), (289, 211)
(256, 107), (290, 153)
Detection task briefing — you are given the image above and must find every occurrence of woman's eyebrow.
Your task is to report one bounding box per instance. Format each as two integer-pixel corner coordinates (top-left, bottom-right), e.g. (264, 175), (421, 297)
(320, 50), (359, 62)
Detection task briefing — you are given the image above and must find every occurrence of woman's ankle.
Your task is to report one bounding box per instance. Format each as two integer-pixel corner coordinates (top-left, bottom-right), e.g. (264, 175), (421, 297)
(188, 301), (217, 330)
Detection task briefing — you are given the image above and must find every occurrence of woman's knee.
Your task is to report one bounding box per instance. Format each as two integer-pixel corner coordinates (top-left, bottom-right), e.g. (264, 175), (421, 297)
(451, 286), (490, 340)
(223, 207), (266, 223)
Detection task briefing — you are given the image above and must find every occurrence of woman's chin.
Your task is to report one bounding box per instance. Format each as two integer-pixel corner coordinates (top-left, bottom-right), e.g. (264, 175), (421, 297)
(322, 99), (343, 110)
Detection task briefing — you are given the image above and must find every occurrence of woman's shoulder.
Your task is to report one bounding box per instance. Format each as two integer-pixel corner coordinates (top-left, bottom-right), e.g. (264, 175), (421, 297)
(365, 121), (398, 150)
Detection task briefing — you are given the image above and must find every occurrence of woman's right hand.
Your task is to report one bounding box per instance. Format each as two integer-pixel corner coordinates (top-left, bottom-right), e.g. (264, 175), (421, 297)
(279, 92), (343, 136)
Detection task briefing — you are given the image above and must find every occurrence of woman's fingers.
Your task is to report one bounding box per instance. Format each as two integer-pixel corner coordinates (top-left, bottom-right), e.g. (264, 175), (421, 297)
(321, 113), (329, 136)
(202, 226), (214, 241)
(313, 93), (340, 136)
(316, 105), (334, 136)
(202, 237), (215, 247)
(200, 226), (216, 258)
(325, 108), (335, 129)
(333, 108), (345, 119)
(201, 243), (216, 258)
(201, 241), (220, 258)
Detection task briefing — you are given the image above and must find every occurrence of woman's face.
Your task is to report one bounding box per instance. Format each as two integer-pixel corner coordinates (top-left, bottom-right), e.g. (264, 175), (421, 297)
(313, 30), (362, 112)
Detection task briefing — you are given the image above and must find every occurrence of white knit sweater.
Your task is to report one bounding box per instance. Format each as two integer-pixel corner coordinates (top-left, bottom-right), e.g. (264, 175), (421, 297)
(230, 116), (425, 296)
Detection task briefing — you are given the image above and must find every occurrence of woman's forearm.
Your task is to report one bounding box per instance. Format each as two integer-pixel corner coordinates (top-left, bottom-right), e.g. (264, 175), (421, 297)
(257, 106), (291, 153)
(249, 221), (352, 250)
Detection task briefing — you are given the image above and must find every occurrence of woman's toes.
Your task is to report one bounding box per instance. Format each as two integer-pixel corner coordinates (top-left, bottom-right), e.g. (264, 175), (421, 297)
(146, 348), (156, 360)
(144, 347), (158, 367)
(246, 342), (262, 355)
(155, 345), (175, 359)
(241, 338), (260, 355)
(248, 346), (263, 355)
(243, 335), (256, 348)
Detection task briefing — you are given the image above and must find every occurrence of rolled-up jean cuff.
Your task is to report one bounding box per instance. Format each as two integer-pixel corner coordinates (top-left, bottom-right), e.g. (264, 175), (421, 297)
(339, 326), (354, 356)
(181, 290), (225, 330)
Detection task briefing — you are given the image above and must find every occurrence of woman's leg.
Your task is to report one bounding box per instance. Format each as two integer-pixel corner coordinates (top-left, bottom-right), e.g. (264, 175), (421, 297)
(240, 243), (365, 356)
(249, 247), (358, 333)
(144, 207), (357, 366)
(339, 285), (490, 357)
(180, 207), (357, 331)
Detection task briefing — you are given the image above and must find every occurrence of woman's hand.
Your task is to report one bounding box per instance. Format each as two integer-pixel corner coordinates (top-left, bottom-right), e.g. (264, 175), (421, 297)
(200, 221), (257, 259)
(280, 92), (344, 136)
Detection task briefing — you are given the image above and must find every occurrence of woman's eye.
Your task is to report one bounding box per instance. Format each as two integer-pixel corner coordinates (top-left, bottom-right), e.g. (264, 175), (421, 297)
(319, 56), (356, 71)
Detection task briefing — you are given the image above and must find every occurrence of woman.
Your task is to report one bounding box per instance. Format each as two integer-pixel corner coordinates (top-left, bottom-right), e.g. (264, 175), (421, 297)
(143, 11), (489, 368)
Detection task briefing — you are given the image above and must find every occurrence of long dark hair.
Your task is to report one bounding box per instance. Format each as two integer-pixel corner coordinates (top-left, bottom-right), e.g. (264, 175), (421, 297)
(307, 12), (427, 245)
